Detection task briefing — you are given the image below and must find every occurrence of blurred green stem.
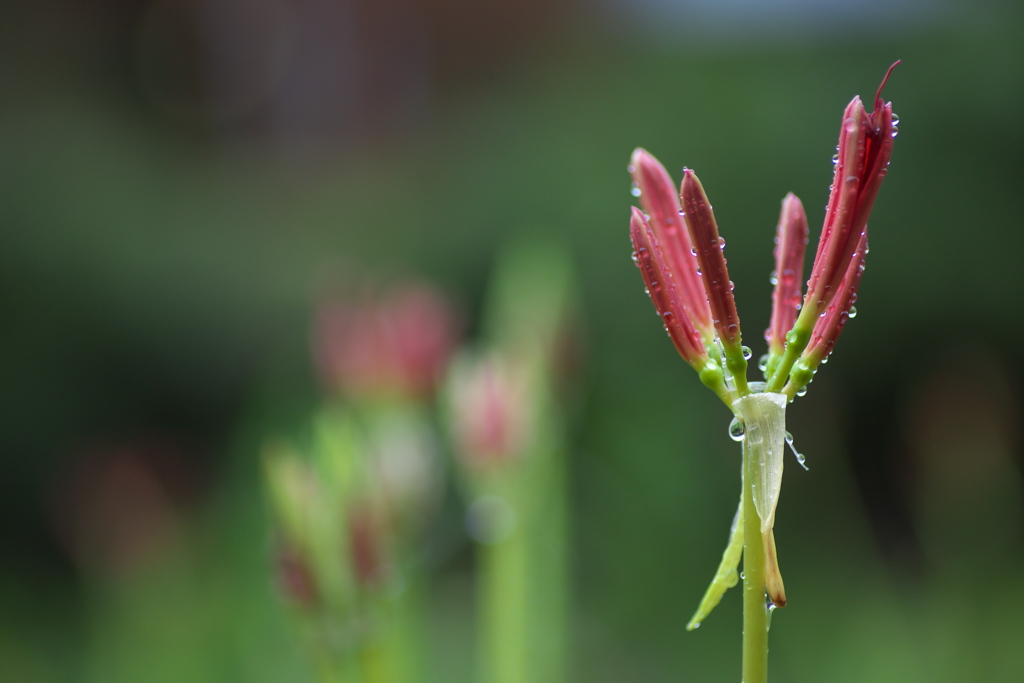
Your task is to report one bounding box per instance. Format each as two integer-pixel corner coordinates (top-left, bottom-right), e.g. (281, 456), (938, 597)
(742, 436), (769, 683)
(481, 515), (529, 683)
(533, 448), (568, 683)
(311, 632), (360, 683)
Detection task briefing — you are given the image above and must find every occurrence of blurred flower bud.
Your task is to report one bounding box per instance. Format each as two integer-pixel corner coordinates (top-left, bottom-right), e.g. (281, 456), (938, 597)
(446, 351), (534, 473)
(313, 284), (458, 402)
(50, 440), (192, 580)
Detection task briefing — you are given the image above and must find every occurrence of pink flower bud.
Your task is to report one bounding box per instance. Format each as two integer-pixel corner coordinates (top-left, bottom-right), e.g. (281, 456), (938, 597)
(314, 284), (458, 402)
(805, 232), (867, 363)
(446, 352), (534, 472)
(630, 207), (708, 368)
(275, 538), (318, 607)
(630, 149), (714, 342)
(766, 193), (808, 357)
(680, 169), (743, 353)
(802, 62), (898, 322)
(679, 170), (750, 395)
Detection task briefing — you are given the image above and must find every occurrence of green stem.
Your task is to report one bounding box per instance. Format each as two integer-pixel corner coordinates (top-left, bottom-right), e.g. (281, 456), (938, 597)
(480, 517), (529, 683)
(533, 448), (568, 683)
(309, 623), (361, 683)
(742, 435), (769, 683)
(766, 313), (815, 393)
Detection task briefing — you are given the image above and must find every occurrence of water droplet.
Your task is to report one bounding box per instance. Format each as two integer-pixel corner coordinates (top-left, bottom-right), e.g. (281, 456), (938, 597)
(832, 154), (839, 164)
(741, 346), (752, 360)
(891, 113), (900, 126)
(769, 270), (778, 286)
(466, 495), (517, 544)
(796, 386), (808, 397)
(696, 267), (702, 275)
(848, 305), (857, 319)
(718, 237), (726, 249)
(631, 182), (642, 197)
(627, 164), (636, 173)
(739, 571), (746, 580)
(758, 354), (769, 372)
(729, 280), (735, 291)
(784, 431), (808, 470)
(690, 247), (697, 256)
(728, 418), (745, 441)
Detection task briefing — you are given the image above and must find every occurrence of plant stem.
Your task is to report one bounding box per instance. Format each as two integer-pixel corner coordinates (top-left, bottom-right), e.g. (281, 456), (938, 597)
(742, 434), (769, 683)
(533, 447), (568, 683)
(480, 515), (529, 683)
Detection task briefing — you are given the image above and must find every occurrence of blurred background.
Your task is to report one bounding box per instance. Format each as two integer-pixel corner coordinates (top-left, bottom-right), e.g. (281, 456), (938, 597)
(2, 0), (1024, 680)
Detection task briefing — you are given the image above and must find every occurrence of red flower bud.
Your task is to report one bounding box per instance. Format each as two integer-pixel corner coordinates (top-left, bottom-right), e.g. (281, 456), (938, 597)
(630, 148), (714, 342)
(765, 193), (808, 357)
(805, 232), (867, 363)
(446, 352), (535, 471)
(314, 284), (458, 402)
(630, 207), (709, 368)
(802, 62), (898, 322)
(680, 170), (742, 352)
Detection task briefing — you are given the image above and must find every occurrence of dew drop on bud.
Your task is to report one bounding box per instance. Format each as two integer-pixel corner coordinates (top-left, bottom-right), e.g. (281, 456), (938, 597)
(631, 182), (642, 197)
(848, 306), (857, 319)
(758, 354), (769, 372)
(728, 417), (745, 441)
(796, 386), (808, 397)
(741, 345), (752, 360)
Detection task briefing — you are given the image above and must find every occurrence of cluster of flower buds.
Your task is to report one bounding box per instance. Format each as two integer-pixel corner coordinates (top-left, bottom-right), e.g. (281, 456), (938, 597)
(629, 64), (898, 611)
(313, 284), (458, 403)
(263, 413), (411, 621)
(630, 62), (898, 405)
